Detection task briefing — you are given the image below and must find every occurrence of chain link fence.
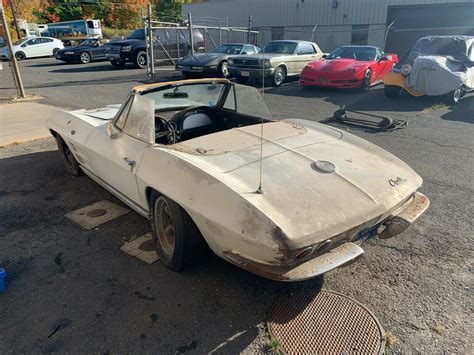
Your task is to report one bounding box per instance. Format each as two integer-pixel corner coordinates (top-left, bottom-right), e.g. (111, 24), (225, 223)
(0, 58), (21, 100)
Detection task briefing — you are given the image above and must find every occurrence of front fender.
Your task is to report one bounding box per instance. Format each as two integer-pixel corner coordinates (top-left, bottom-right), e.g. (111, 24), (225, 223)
(383, 70), (424, 97)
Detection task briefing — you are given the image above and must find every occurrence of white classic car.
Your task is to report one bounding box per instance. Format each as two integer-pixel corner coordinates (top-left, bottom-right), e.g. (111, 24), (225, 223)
(47, 79), (430, 281)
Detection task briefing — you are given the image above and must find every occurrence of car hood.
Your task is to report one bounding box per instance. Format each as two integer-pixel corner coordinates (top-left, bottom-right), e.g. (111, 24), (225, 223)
(75, 104), (122, 120)
(232, 53), (286, 61)
(178, 53), (225, 65)
(172, 120), (422, 242)
(108, 39), (141, 46)
(308, 58), (369, 72)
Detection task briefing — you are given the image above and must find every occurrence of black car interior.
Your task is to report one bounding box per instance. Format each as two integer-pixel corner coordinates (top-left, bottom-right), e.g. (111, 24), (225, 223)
(154, 106), (270, 145)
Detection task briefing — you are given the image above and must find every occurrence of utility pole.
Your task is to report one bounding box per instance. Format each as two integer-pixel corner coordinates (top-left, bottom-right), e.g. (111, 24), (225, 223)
(187, 13), (194, 55)
(0, 1), (26, 98)
(247, 15), (252, 44)
(8, 0), (21, 39)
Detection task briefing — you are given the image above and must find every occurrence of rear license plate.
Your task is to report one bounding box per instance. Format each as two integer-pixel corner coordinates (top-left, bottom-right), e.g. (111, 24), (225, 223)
(241, 71), (250, 77)
(356, 224), (380, 244)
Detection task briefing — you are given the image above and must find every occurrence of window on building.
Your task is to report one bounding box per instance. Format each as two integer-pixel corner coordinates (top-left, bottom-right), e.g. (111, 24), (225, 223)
(271, 27), (285, 41)
(351, 25), (369, 45)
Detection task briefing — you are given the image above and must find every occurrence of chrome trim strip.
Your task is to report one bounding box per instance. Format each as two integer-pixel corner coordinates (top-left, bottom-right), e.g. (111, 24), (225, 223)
(81, 166), (150, 219)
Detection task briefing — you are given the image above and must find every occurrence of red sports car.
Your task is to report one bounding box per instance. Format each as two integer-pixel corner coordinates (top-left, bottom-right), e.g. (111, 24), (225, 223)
(300, 46), (398, 90)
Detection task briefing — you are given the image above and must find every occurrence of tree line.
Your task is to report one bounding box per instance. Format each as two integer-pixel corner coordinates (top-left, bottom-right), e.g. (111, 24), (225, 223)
(3, 0), (191, 31)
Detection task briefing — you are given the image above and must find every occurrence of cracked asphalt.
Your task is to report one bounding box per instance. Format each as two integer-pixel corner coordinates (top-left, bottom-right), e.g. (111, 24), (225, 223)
(0, 58), (473, 353)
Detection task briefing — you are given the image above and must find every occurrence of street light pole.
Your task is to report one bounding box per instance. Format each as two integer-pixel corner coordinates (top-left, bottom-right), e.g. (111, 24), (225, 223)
(9, 0), (21, 39)
(0, 1), (26, 98)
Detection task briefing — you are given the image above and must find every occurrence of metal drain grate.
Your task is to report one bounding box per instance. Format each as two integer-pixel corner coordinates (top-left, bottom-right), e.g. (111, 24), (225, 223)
(268, 290), (385, 354)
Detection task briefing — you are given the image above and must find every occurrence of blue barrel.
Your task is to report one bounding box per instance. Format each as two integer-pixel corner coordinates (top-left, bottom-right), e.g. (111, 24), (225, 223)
(0, 268), (6, 293)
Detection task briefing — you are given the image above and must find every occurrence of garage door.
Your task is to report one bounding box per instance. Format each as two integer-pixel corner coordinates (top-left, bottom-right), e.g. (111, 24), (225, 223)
(385, 3), (474, 57)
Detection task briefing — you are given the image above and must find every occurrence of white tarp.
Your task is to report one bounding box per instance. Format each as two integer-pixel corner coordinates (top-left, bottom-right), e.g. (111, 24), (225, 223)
(407, 56), (472, 96)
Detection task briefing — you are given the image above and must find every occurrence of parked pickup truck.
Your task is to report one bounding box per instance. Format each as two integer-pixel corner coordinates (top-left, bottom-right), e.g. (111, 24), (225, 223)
(228, 40), (324, 86)
(105, 28), (204, 69)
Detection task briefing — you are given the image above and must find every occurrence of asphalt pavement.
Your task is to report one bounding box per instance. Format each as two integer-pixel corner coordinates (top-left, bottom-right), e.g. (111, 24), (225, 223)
(0, 57), (473, 353)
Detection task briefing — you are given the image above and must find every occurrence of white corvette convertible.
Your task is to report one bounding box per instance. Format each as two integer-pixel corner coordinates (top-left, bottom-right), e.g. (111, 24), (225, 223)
(47, 79), (429, 281)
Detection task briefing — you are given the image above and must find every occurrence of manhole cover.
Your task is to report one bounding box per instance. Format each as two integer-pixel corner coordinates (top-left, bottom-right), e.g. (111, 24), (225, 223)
(87, 208), (107, 218)
(268, 290), (385, 354)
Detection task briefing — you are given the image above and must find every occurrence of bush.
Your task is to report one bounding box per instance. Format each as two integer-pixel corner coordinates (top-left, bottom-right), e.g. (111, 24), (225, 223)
(102, 27), (132, 40)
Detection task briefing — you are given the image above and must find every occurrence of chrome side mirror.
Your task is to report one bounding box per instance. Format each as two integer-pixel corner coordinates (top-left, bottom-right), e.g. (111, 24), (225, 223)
(106, 121), (121, 139)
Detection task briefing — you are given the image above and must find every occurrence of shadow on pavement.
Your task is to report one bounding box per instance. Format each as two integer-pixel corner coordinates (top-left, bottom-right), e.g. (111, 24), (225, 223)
(0, 148), (325, 353)
(49, 63), (139, 74)
(264, 81), (450, 114)
(441, 94), (474, 124)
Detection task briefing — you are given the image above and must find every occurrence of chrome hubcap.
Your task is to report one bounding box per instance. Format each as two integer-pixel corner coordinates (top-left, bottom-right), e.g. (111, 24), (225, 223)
(275, 69), (285, 85)
(156, 198), (175, 256)
(138, 54), (146, 66)
(221, 63), (229, 76)
(81, 53), (89, 62)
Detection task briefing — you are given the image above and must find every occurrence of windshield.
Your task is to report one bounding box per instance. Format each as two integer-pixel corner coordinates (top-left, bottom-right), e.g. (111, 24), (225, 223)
(327, 47), (377, 61)
(13, 38), (28, 46)
(142, 83), (226, 110)
(262, 41), (298, 54)
(79, 39), (95, 46)
(127, 29), (145, 40)
(212, 44), (243, 54)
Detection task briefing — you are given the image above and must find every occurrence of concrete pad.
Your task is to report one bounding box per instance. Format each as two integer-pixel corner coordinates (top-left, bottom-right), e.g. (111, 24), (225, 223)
(120, 233), (159, 264)
(0, 102), (61, 146)
(65, 200), (130, 230)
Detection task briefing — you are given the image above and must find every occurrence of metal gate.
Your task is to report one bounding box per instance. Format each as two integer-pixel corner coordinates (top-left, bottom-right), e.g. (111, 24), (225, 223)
(143, 6), (259, 79)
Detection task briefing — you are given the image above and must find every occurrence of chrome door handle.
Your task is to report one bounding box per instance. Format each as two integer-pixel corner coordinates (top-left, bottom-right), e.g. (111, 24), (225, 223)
(123, 157), (136, 171)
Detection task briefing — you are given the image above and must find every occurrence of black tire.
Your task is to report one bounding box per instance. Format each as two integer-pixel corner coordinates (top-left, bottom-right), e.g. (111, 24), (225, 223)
(272, 66), (286, 87)
(110, 60), (126, 69)
(359, 69), (372, 91)
(384, 85), (401, 98)
(15, 51), (26, 61)
(134, 51), (148, 69)
(218, 61), (229, 78)
(235, 75), (249, 84)
(52, 48), (60, 56)
(79, 51), (91, 64)
(443, 86), (463, 105)
(149, 192), (207, 271)
(55, 135), (83, 176)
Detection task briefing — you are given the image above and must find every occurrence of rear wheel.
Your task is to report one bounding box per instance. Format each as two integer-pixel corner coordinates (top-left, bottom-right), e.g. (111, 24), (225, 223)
(272, 66), (286, 87)
(134, 51), (148, 69)
(110, 60), (126, 69)
(52, 48), (60, 56)
(149, 192), (207, 271)
(79, 51), (91, 64)
(15, 51), (26, 61)
(384, 85), (401, 98)
(55, 135), (83, 176)
(443, 86), (463, 105)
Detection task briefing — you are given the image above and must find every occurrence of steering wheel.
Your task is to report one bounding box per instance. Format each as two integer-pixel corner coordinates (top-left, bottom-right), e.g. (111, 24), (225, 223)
(155, 115), (177, 144)
(169, 105), (216, 132)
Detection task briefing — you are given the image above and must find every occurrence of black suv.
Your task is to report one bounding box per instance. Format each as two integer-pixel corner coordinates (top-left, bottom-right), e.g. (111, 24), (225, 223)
(105, 28), (204, 69)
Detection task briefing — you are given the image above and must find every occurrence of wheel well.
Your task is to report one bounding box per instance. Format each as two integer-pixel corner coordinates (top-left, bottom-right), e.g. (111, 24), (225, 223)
(49, 129), (58, 138)
(278, 64), (287, 74)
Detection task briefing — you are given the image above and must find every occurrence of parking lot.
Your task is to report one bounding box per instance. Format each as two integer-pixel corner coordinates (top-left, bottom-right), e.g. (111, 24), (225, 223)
(1, 57), (473, 353)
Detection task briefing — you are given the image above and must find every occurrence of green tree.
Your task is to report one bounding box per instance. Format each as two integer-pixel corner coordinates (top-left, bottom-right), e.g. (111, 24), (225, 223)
(153, 0), (185, 23)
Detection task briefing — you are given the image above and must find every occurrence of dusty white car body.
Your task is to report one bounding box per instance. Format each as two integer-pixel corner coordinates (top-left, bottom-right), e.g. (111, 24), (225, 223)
(47, 79), (429, 281)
